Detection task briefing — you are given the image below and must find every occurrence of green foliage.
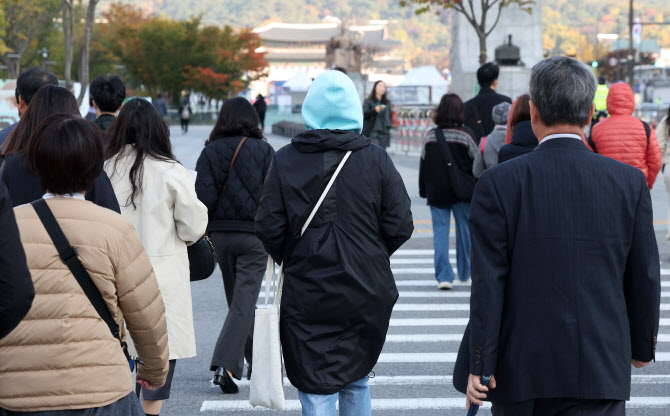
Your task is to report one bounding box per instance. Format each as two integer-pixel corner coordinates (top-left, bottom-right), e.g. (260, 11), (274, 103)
(98, 3), (268, 100)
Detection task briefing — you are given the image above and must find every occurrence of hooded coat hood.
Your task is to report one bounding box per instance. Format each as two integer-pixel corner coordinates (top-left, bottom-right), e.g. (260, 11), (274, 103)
(606, 83), (635, 116)
(302, 70), (364, 133)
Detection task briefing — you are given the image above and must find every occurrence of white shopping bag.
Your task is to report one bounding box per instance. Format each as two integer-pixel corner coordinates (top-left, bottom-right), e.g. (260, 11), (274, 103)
(249, 258), (285, 410)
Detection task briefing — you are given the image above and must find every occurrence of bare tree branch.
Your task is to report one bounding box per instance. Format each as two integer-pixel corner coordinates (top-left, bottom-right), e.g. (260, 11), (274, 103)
(485, 3), (505, 36)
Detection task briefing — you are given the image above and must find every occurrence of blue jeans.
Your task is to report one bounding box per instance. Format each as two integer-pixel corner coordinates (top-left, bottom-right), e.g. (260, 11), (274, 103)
(298, 377), (371, 416)
(430, 203), (471, 283)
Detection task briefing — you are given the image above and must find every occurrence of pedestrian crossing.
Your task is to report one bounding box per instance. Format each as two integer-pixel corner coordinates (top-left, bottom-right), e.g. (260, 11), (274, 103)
(202, 249), (670, 415)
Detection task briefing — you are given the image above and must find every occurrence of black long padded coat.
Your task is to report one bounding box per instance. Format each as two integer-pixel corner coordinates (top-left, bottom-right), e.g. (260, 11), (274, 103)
(255, 129), (414, 394)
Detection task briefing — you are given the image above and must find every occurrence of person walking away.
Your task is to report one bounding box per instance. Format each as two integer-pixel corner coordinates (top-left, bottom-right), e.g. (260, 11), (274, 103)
(90, 75), (126, 139)
(0, 114), (170, 415)
(252, 94), (267, 132)
(0, 67), (58, 147)
(594, 76), (609, 115)
(0, 181), (33, 340)
(473, 101), (510, 177)
(105, 98), (208, 416)
(1, 85), (120, 212)
(498, 94), (537, 163)
(362, 80), (393, 148)
(179, 98), (192, 133)
(154, 93), (168, 118)
(656, 107), (670, 239)
(590, 82), (662, 189)
(419, 93), (477, 290)
(457, 56), (660, 415)
(195, 96), (275, 393)
(464, 63), (512, 144)
(256, 70), (414, 416)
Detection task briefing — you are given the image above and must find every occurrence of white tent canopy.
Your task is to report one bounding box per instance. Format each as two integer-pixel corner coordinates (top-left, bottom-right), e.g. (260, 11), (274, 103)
(399, 66), (448, 105)
(283, 68), (312, 92)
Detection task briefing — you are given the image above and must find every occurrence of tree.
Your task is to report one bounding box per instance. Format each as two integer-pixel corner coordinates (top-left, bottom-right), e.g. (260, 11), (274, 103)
(62, 0), (100, 105)
(0, 0), (60, 78)
(399, 0), (535, 65)
(97, 3), (268, 101)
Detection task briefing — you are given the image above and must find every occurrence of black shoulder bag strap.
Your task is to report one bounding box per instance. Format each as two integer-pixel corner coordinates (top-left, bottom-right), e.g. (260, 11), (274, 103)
(31, 199), (131, 362)
(434, 127), (457, 166)
(642, 120), (651, 145)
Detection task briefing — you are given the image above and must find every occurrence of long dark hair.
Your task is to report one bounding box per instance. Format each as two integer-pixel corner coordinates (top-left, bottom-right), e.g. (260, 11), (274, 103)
(106, 98), (175, 208)
(433, 93), (464, 128)
(206, 97), (263, 145)
(2, 85), (80, 156)
(368, 80), (388, 104)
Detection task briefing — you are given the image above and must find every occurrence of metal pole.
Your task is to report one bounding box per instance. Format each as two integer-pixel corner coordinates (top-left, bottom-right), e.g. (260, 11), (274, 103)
(628, 0), (634, 90)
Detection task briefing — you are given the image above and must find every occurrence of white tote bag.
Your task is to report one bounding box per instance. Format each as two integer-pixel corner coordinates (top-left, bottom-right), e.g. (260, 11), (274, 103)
(249, 150), (352, 410)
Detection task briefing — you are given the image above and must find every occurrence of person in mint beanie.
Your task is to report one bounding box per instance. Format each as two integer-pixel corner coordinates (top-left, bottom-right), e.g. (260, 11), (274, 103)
(256, 70), (414, 416)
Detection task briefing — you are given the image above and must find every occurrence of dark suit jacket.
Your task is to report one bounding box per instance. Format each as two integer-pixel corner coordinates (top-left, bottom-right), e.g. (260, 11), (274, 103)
(1, 154), (120, 213)
(464, 88), (512, 144)
(0, 181), (33, 339)
(459, 137), (660, 403)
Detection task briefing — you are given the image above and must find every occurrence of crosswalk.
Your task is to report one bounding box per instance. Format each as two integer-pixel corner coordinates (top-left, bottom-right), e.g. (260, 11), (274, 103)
(200, 249), (670, 415)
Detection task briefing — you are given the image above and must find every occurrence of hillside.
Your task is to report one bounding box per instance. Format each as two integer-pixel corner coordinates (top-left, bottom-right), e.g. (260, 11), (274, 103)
(99, 0), (670, 69)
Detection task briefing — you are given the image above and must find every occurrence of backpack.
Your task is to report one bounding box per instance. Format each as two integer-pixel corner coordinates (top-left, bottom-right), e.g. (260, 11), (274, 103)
(588, 119), (650, 154)
(181, 106), (190, 120)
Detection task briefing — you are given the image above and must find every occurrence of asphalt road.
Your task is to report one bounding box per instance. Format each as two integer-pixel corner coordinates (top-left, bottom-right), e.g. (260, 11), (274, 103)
(159, 125), (670, 415)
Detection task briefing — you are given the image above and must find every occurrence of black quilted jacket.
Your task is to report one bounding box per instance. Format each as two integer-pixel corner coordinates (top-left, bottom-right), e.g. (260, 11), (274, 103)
(195, 135), (275, 233)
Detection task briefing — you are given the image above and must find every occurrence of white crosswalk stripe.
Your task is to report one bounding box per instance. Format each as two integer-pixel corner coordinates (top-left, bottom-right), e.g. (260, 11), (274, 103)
(207, 250), (670, 414)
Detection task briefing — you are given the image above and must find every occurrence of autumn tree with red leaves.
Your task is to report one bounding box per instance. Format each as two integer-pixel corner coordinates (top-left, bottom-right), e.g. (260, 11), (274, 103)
(98, 3), (267, 102)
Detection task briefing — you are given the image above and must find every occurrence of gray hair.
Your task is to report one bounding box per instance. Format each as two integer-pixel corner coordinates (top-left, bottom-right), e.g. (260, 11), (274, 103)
(529, 56), (597, 127)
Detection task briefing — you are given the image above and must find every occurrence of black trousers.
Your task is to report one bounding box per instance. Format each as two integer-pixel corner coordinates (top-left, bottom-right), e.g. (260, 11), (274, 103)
(180, 118), (189, 132)
(209, 232), (267, 380)
(492, 398), (625, 416)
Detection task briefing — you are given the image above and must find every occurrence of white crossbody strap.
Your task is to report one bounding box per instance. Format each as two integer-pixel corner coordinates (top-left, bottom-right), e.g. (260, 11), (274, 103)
(301, 150), (352, 236)
(263, 150), (353, 309)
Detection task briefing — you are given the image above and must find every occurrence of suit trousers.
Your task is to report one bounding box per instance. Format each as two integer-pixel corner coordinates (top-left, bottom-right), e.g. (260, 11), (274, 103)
(209, 232), (267, 380)
(491, 398), (625, 416)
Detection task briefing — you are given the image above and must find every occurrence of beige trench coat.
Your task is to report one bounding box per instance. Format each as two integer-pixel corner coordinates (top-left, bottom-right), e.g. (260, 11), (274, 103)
(105, 145), (208, 359)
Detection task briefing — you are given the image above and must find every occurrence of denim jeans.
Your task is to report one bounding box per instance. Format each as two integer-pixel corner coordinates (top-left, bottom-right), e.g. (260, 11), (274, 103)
(298, 376), (371, 416)
(430, 203), (471, 283)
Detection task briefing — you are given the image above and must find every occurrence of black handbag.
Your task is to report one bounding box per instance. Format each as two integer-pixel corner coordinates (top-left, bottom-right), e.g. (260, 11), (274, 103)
(434, 128), (476, 202)
(188, 235), (217, 282)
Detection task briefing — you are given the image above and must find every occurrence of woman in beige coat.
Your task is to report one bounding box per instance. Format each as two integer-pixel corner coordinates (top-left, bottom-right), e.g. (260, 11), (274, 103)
(104, 98), (208, 416)
(0, 114), (169, 415)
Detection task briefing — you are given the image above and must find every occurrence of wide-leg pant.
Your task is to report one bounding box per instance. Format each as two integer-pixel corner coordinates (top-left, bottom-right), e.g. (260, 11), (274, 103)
(209, 232), (267, 379)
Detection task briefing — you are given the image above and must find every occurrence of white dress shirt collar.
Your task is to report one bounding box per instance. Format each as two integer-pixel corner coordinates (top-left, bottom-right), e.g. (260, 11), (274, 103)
(540, 133), (583, 145)
(43, 192), (85, 200)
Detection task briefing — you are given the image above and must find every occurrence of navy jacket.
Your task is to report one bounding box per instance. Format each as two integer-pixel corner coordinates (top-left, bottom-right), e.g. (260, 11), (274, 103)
(195, 136), (275, 233)
(1, 154), (120, 213)
(255, 129), (413, 394)
(498, 120), (538, 163)
(464, 88), (512, 144)
(458, 137), (660, 402)
(0, 181), (33, 339)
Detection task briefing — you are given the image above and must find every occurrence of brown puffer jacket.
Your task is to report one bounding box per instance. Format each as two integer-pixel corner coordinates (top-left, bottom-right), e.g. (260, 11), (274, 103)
(591, 83), (662, 189)
(0, 198), (169, 412)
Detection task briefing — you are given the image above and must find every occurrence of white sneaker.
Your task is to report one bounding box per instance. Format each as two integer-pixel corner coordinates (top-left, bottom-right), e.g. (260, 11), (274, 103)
(437, 281), (453, 290)
(458, 279), (472, 286)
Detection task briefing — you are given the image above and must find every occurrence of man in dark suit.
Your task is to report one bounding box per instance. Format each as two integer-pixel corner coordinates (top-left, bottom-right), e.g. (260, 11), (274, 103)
(463, 63), (512, 144)
(461, 56), (660, 415)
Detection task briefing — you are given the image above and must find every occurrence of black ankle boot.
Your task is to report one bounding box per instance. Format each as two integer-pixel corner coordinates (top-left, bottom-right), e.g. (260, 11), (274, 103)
(213, 367), (238, 394)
